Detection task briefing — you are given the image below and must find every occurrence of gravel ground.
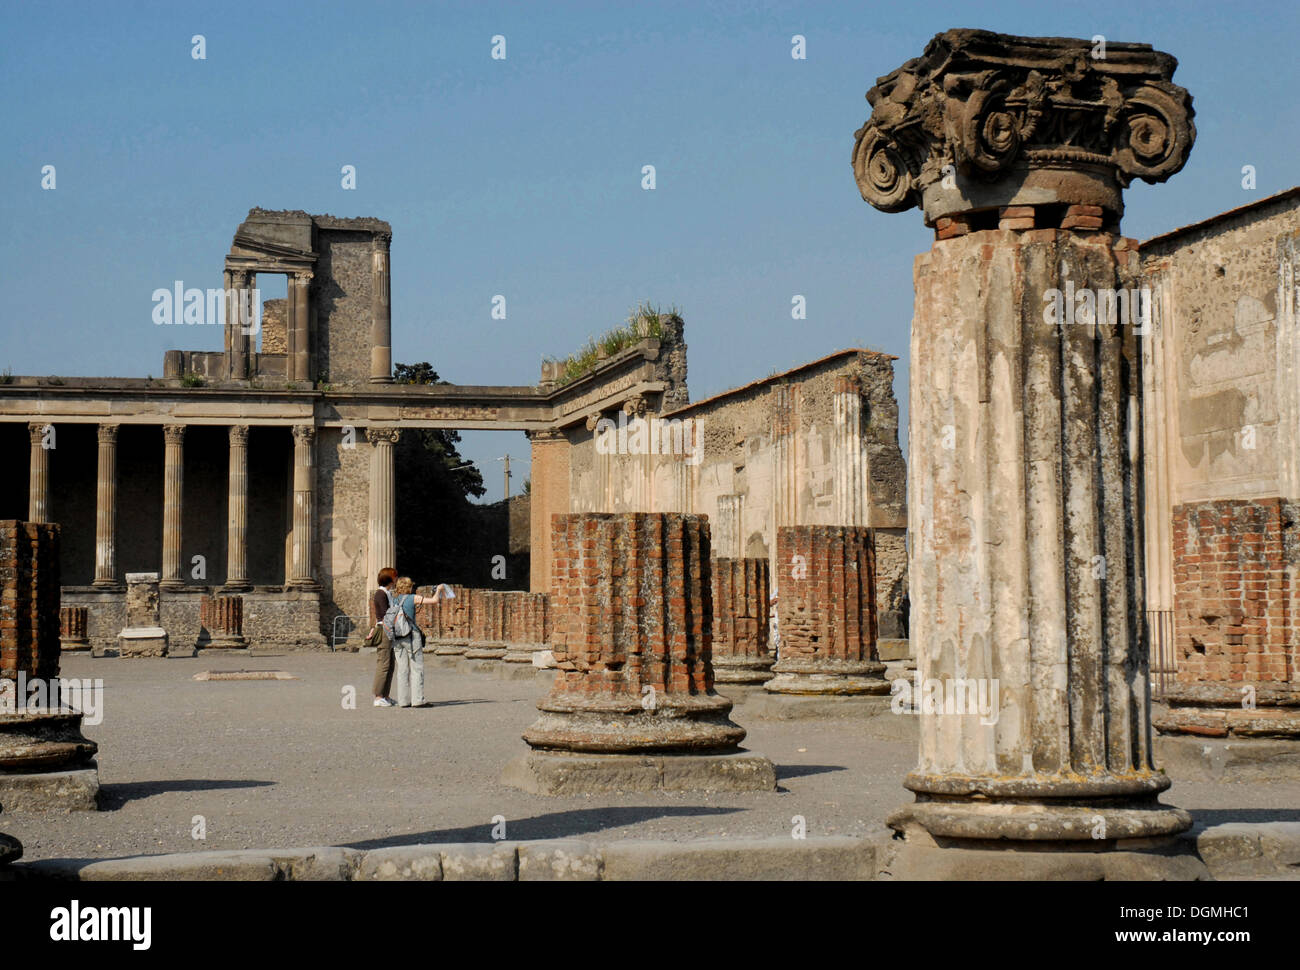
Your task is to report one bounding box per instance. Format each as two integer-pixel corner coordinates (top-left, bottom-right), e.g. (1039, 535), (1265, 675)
(4, 653), (1298, 862)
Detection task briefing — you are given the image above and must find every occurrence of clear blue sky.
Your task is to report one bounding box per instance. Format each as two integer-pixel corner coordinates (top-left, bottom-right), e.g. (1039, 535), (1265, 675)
(3, 1), (1297, 501)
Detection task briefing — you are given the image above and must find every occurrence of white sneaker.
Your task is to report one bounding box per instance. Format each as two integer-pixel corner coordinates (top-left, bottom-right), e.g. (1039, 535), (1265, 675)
(373, 697), (396, 707)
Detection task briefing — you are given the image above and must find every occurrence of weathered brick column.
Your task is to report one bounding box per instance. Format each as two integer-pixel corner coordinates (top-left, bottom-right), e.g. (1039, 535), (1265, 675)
(199, 594), (246, 649)
(503, 513), (774, 794)
(766, 527), (887, 695)
(503, 592), (550, 664)
(59, 606), (90, 653)
(465, 589), (508, 661)
(854, 30), (1196, 847)
(433, 584), (469, 656)
(0, 520), (100, 811)
(711, 558), (774, 684)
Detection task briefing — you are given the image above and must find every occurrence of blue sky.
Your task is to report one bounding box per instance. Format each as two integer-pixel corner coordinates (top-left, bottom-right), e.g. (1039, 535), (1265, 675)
(3, 0), (1297, 500)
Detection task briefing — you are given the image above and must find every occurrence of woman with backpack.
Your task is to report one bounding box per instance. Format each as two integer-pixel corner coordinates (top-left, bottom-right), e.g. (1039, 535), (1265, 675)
(384, 577), (452, 709)
(368, 568), (399, 708)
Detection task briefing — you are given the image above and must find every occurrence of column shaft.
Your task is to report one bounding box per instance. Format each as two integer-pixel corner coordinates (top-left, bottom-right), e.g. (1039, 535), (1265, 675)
(28, 422), (51, 522)
(369, 233), (392, 382)
(293, 272), (312, 383)
(289, 425), (316, 585)
(93, 424), (118, 586)
(366, 427), (399, 584)
(225, 425), (250, 589)
(161, 425), (185, 586)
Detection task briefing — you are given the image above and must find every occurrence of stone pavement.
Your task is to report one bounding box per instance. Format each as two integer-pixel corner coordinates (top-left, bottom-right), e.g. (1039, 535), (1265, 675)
(3, 654), (1299, 871)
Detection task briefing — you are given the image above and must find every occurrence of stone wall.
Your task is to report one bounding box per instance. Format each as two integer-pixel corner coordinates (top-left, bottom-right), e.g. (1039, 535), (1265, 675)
(260, 299), (288, 355)
(314, 229), (376, 386)
(318, 427), (371, 638)
(565, 349), (908, 638)
(1172, 498), (1298, 684)
(0, 520), (61, 682)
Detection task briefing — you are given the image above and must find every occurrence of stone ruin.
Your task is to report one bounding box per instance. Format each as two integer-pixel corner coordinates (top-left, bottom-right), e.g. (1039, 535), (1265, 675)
(0, 521), (100, 814)
(502, 512), (775, 795)
(855, 29), (1197, 866)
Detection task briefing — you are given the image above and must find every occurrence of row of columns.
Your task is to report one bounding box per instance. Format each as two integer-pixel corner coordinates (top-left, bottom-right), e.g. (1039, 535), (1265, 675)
(24, 422), (343, 590)
(224, 268), (317, 383)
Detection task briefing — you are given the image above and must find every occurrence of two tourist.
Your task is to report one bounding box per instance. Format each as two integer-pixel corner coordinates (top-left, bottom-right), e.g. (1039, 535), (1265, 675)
(369, 567), (452, 709)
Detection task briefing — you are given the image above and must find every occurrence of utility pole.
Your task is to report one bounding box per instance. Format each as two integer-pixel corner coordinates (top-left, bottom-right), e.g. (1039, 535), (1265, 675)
(496, 454), (512, 501)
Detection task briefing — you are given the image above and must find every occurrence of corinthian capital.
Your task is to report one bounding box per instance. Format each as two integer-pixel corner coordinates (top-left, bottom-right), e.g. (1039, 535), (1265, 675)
(365, 426), (401, 445)
(852, 29), (1195, 223)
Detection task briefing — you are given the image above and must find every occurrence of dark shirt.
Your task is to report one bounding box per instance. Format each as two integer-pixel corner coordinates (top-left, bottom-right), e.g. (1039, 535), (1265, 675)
(372, 587), (392, 626)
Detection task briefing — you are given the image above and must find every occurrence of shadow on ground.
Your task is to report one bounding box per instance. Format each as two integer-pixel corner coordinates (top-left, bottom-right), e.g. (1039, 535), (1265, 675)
(342, 805), (744, 849)
(100, 779), (276, 809)
(775, 764), (845, 782)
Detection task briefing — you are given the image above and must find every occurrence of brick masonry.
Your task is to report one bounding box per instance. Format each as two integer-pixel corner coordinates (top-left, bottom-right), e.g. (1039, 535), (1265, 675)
(1172, 497), (1299, 685)
(710, 557), (773, 683)
(767, 525), (888, 694)
(0, 520), (61, 683)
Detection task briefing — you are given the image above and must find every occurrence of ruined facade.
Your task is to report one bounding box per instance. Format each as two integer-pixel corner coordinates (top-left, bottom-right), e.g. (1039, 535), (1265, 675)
(1140, 189), (1300, 690)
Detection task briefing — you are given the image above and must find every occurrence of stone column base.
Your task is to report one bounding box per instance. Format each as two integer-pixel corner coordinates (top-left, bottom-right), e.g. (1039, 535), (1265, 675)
(202, 635), (249, 650)
(523, 693), (747, 753)
(59, 638), (91, 654)
(0, 764), (100, 812)
(118, 627), (168, 657)
(464, 640), (507, 660)
(503, 642), (547, 664)
(0, 829), (20, 865)
(764, 658), (889, 695)
(0, 711), (99, 773)
(712, 657), (776, 685)
(882, 838), (1208, 881)
(890, 772), (1192, 844)
(501, 749), (776, 795)
(1154, 735), (1300, 782)
(736, 692), (895, 721)
(433, 639), (469, 657)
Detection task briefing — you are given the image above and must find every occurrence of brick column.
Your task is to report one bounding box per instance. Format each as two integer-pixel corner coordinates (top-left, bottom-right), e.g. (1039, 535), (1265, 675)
(505, 513), (773, 793)
(59, 606), (90, 652)
(711, 557), (774, 684)
(854, 29), (1195, 846)
(370, 232), (392, 383)
(199, 594), (246, 649)
(161, 424), (185, 588)
(92, 424), (118, 586)
(27, 423), (51, 523)
(288, 425), (316, 586)
(224, 425), (250, 590)
(766, 527), (886, 694)
(433, 585), (470, 656)
(365, 427), (399, 591)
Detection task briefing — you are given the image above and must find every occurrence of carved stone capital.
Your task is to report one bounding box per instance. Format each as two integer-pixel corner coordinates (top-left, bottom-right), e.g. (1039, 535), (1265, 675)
(852, 29), (1195, 223)
(527, 428), (568, 442)
(622, 394), (649, 418)
(28, 422), (51, 444)
(97, 424), (119, 445)
(163, 424), (186, 445)
(365, 426), (401, 445)
(291, 424), (316, 446)
(372, 231), (392, 251)
(228, 425), (249, 446)
(294, 271), (314, 285)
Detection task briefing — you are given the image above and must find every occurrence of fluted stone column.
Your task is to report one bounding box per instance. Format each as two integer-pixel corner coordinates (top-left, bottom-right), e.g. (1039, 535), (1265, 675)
(366, 427), (399, 590)
(289, 425), (316, 586)
(225, 425), (250, 590)
(711, 557), (775, 684)
(370, 232), (392, 383)
(503, 513), (775, 794)
(92, 424), (119, 586)
(27, 422), (53, 523)
(161, 424), (185, 588)
(293, 271), (312, 383)
(853, 29), (1196, 847)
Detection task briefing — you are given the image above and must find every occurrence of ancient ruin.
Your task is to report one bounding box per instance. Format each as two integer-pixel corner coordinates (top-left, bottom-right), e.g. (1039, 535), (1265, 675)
(503, 512), (775, 794)
(855, 29), (1197, 854)
(0, 521), (100, 811)
(709, 557), (774, 684)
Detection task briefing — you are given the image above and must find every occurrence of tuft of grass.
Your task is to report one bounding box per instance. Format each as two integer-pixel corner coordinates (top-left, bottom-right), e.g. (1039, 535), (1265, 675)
(0, 368), (12, 385)
(545, 302), (679, 387)
(46, 376), (64, 386)
(180, 372), (205, 388)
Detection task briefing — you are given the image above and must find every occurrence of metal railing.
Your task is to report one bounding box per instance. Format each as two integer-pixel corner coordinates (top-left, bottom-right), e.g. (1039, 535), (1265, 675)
(331, 614), (368, 652)
(1146, 609), (1176, 699)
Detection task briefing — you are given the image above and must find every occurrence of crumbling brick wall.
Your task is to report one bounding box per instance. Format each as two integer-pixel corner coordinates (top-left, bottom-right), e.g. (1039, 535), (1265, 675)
(1172, 498), (1298, 684)
(0, 520), (61, 682)
(711, 557), (769, 662)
